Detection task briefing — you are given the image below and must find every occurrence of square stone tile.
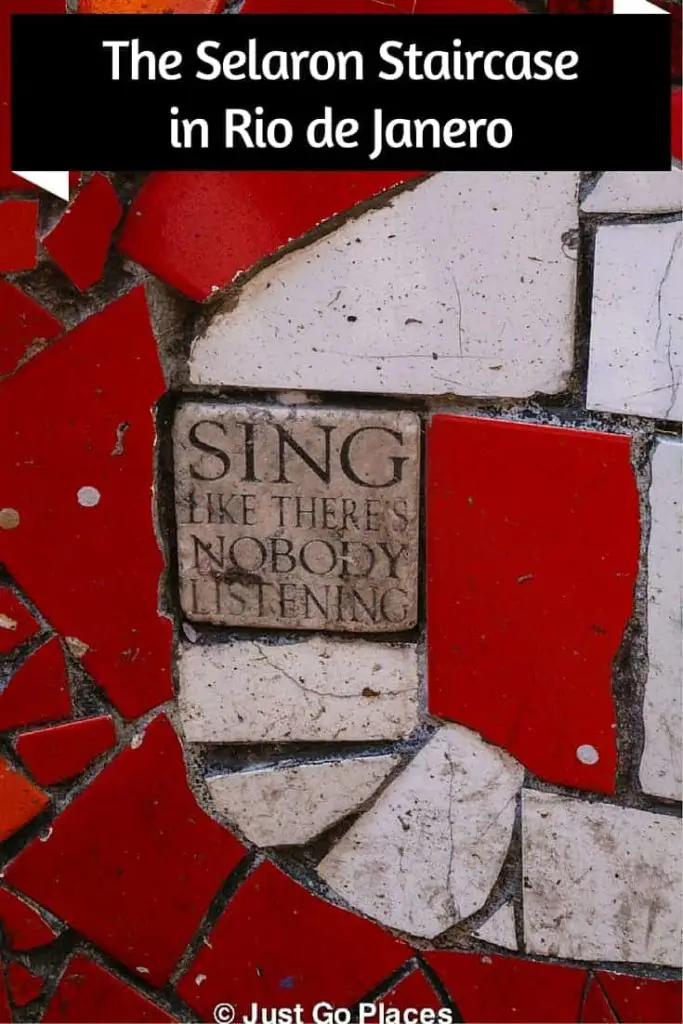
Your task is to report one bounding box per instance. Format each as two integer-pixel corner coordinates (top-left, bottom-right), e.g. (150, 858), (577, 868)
(173, 402), (421, 632)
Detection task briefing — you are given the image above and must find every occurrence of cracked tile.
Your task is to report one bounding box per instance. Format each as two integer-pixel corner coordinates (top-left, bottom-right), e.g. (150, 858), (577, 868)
(0, 278), (62, 379)
(318, 724), (523, 939)
(179, 637), (419, 742)
(15, 715), (116, 786)
(189, 172), (578, 397)
(0, 887), (58, 950)
(522, 789), (682, 967)
(596, 972), (683, 1023)
(42, 954), (174, 1022)
(581, 171), (682, 215)
(472, 902), (517, 950)
(640, 437), (682, 801)
(0, 637), (72, 732)
(587, 221), (683, 421)
(208, 755), (399, 846)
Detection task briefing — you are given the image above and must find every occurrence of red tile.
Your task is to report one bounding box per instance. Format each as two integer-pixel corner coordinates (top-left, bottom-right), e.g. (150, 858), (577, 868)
(548, 0), (612, 9)
(426, 951), (587, 1023)
(0, 756), (48, 841)
(5, 716), (245, 988)
(119, 170), (424, 301)
(0, 887), (58, 950)
(43, 174), (122, 292)
(177, 860), (410, 1019)
(42, 955), (175, 1023)
(0, 0), (65, 193)
(0, 590), (39, 655)
(0, 201), (37, 272)
(673, 88), (681, 163)
(0, 287), (172, 719)
(426, 415), (639, 795)
(0, 959), (10, 1024)
(0, 638), (72, 732)
(580, 979), (617, 1023)
(378, 969), (443, 1012)
(15, 716), (116, 786)
(6, 962), (43, 1007)
(597, 972), (683, 1023)
(0, 279), (62, 379)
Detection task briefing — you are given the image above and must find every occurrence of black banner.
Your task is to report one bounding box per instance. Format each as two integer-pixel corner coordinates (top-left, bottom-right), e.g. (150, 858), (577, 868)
(11, 13), (671, 171)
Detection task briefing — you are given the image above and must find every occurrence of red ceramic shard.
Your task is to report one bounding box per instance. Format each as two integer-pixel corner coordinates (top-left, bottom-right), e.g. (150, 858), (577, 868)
(0, 887), (58, 950)
(426, 415), (639, 795)
(597, 972), (683, 1023)
(580, 979), (617, 1023)
(15, 716), (116, 786)
(177, 860), (410, 1019)
(673, 89), (681, 163)
(0, 638), (72, 732)
(42, 955), (175, 1023)
(6, 962), (43, 1007)
(119, 170), (425, 301)
(0, 959), (10, 1024)
(0, 278), (63, 379)
(0, 0), (65, 192)
(426, 951), (587, 1023)
(0, 590), (39, 655)
(0, 756), (48, 841)
(5, 716), (244, 987)
(43, 174), (122, 292)
(377, 969), (443, 1012)
(0, 201), (38, 273)
(0, 287), (172, 719)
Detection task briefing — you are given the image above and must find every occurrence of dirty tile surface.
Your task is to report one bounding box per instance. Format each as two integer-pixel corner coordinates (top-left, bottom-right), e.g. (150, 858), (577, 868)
(587, 222), (683, 421)
(581, 170), (682, 214)
(174, 402), (420, 632)
(178, 636), (419, 742)
(522, 789), (682, 966)
(190, 172), (579, 398)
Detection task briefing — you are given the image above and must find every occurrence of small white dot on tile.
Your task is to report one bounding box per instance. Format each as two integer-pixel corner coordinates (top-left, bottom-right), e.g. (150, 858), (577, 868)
(576, 744), (599, 765)
(77, 486), (101, 508)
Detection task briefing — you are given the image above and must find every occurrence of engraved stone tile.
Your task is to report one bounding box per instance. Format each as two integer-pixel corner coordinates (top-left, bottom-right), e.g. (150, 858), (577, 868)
(173, 403), (420, 633)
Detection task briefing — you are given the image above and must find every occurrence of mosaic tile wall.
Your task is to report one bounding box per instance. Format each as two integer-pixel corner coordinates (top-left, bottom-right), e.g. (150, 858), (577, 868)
(0, 1), (681, 1022)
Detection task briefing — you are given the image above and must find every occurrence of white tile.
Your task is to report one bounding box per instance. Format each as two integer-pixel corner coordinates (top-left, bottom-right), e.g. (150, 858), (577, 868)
(522, 790), (682, 967)
(587, 222), (683, 421)
(190, 172), (579, 398)
(582, 171), (682, 215)
(178, 637), (419, 743)
(640, 438), (683, 801)
(207, 755), (399, 846)
(317, 724), (523, 940)
(473, 903), (518, 950)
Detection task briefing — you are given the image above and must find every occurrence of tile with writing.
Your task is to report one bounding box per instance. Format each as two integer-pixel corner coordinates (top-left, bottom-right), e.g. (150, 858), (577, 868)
(173, 403), (421, 633)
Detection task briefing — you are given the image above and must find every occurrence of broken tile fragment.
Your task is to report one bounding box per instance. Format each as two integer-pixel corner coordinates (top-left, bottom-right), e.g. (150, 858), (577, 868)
(0, 279), (62, 378)
(375, 970), (443, 1012)
(42, 954), (174, 1022)
(427, 415), (639, 794)
(119, 170), (424, 301)
(0, 887), (58, 950)
(472, 903), (517, 950)
(318, 724), (523, 939)
(189, 173), (578, 398)
(177, 860), (410, 1019)
(43, 174), (122, 291)
(0, 200), (37, 272)
(580, 979), (617, 1023)
(179, 637), (419, 743)
(640, 438), (682, 801)
(596, 971), (683, 1023)
(426, 951), (587, 1023)
(0, 288), (172, 719)
(0, 638), (72, 732)
(208, 755), (399, 846)
(0, 591), (39, 655)
(587, 221), (682, 421)
(5, 716), (245, 987)
(6, 962), (44, 1007)
(522, 789), (682, 967)
(581, 170), (682, 214)
(15, 716), (116, 786)
(0, 758), (49, 841)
